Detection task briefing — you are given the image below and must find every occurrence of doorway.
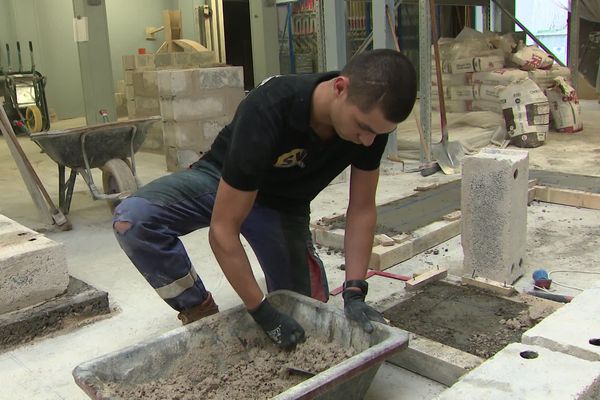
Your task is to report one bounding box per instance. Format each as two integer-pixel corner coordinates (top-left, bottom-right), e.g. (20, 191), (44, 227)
(223, 0), (254, 90)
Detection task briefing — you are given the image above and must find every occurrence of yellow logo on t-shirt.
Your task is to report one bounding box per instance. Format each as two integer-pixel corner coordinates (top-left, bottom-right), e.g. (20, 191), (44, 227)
(274, 148), (307, 168)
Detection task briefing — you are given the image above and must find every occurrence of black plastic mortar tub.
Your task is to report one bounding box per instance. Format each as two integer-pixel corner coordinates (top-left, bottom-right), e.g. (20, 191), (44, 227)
(72, 290), (409, 400)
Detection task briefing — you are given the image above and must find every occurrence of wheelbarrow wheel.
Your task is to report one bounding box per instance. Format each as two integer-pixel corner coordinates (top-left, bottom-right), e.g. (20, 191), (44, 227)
(101, 159), (138, 212)
(25, 105), (43, 133)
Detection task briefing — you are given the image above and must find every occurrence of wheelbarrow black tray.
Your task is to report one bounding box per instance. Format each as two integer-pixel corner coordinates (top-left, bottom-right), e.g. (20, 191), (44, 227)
(30, 116), (161, 169)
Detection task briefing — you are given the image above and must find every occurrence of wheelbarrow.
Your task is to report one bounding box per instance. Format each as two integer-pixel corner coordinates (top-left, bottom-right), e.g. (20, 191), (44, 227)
(30, 116), (161, 214)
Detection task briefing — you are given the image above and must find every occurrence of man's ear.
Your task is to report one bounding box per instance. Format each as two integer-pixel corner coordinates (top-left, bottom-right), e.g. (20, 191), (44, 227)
(333, 76), (350, 97)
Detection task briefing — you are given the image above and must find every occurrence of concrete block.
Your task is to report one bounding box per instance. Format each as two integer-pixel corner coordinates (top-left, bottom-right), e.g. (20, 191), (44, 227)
(160, 95), (225, 121)
(435, 343), (600, 399)
(124, 70), (134, 85)
(202, 116), (231, 141)
(154, 53), (175, 69)
(122, 55), (135, 70)
(193, 66), (244, 90)
(134, 54), (155, 70)
(116, 79), (126, 94)
(166, 147), (203, 172)
(162, 120), (203, 149)
(134, 96), (160, 117)
(222, 87), (245, 115)
(132, 71), (158, 97)
(139, 121), (165, 153)
(114, 92), (125, 108)
(173, 52), (191, 66)
(461, 148), (529, 284)
(126, 99), (136, 118)
(0, 216), (69, 314)
(190, 51), (217, 66)
(522, 284), (600, 361)
(125, 85), (135, 101)
(158, 69), (194, 97)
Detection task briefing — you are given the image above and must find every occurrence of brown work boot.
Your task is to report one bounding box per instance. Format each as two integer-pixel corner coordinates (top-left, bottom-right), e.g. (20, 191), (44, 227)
(177, 292), (219, 325)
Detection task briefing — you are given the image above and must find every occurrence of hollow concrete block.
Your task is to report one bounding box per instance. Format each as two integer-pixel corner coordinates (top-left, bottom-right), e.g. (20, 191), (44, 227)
(132, 71), (158, 98)
(160, 95), (225, 122)
(435, 343), (600, 399)
(157, 69), (195, 97)
(0, 215), (69, 314)
(461, 148), (529, 284)
(193, 66), (244, 90)
(165, 147), (203, 172)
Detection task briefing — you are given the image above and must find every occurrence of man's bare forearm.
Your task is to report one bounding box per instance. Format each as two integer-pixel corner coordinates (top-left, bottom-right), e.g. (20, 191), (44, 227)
(343, 205), (376, 281)
(209, 226), (264, 310)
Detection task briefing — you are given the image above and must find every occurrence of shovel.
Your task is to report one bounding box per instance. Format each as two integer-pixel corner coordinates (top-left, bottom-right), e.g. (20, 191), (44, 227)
(429, 0), (465, 175)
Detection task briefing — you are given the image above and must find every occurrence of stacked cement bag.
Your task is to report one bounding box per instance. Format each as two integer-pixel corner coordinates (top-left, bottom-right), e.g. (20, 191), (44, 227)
(546, 77), (583, 133)
(432, 28), (582, 147)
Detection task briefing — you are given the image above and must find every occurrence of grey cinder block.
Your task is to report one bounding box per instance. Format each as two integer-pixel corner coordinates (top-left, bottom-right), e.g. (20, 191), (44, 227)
(0, 215), (69, 314)
(461, 148), (529, 284)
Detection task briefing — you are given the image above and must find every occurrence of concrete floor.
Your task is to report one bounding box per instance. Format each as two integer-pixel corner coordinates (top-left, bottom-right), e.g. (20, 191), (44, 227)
(0, 100), (599, 399)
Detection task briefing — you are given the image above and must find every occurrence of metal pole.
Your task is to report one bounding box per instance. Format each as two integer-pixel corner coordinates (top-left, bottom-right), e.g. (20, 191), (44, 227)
(569, 0), (580, 89)
(323, 0), (346, 70)
(419, 0), (432, 163)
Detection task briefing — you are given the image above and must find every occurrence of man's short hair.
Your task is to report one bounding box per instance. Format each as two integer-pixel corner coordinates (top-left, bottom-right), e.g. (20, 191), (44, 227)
(341, 49), (417, 123)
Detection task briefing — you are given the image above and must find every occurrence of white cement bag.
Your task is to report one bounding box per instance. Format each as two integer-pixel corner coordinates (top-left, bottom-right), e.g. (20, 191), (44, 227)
(546, 77), (583, 133)
(528, 66), (572, 88)
(472, 68), (528, 86)
(447, 85), (476, 100)
(431, 72), (472, 87)
(474, 84), (505, 101)
(442, 55), (505, 74)
(511, 45), (554, 70)
(500, 78), (549, 147)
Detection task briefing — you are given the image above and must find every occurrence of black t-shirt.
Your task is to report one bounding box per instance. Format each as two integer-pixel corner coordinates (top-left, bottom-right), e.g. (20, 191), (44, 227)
(193, 72), (389, 215)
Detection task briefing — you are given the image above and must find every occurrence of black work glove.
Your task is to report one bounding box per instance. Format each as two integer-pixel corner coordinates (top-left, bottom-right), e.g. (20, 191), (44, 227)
(249, 298), (305, 350)
(343, 280), (387, 333)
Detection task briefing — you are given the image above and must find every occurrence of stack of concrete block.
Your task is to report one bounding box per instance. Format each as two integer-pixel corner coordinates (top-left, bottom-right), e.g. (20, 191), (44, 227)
(158, 66), (244, 171)
(122, 51), (218, 153)
(0, 215), (69, 314)
(461, 148), (529, 285)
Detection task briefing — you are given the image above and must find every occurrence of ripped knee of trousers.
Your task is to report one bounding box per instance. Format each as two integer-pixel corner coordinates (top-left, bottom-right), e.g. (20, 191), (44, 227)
(114, 221), (132, 235)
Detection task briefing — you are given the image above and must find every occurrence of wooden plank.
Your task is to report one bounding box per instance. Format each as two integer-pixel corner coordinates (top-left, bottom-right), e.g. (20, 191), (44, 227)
(528, 179), (538, 204)
(369, 219), (461, 271)
(405, 268), (448, 291)
(0, 108), (53, 225)
(534, 186), (600, 210)
(461, 276), (516, 297)
(443, 211), (461, 222)
(528, 187), (537, 205)
(415, 183), (440, 192)
(375, 234), (396, 247)
(392, 233), (410, 244)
